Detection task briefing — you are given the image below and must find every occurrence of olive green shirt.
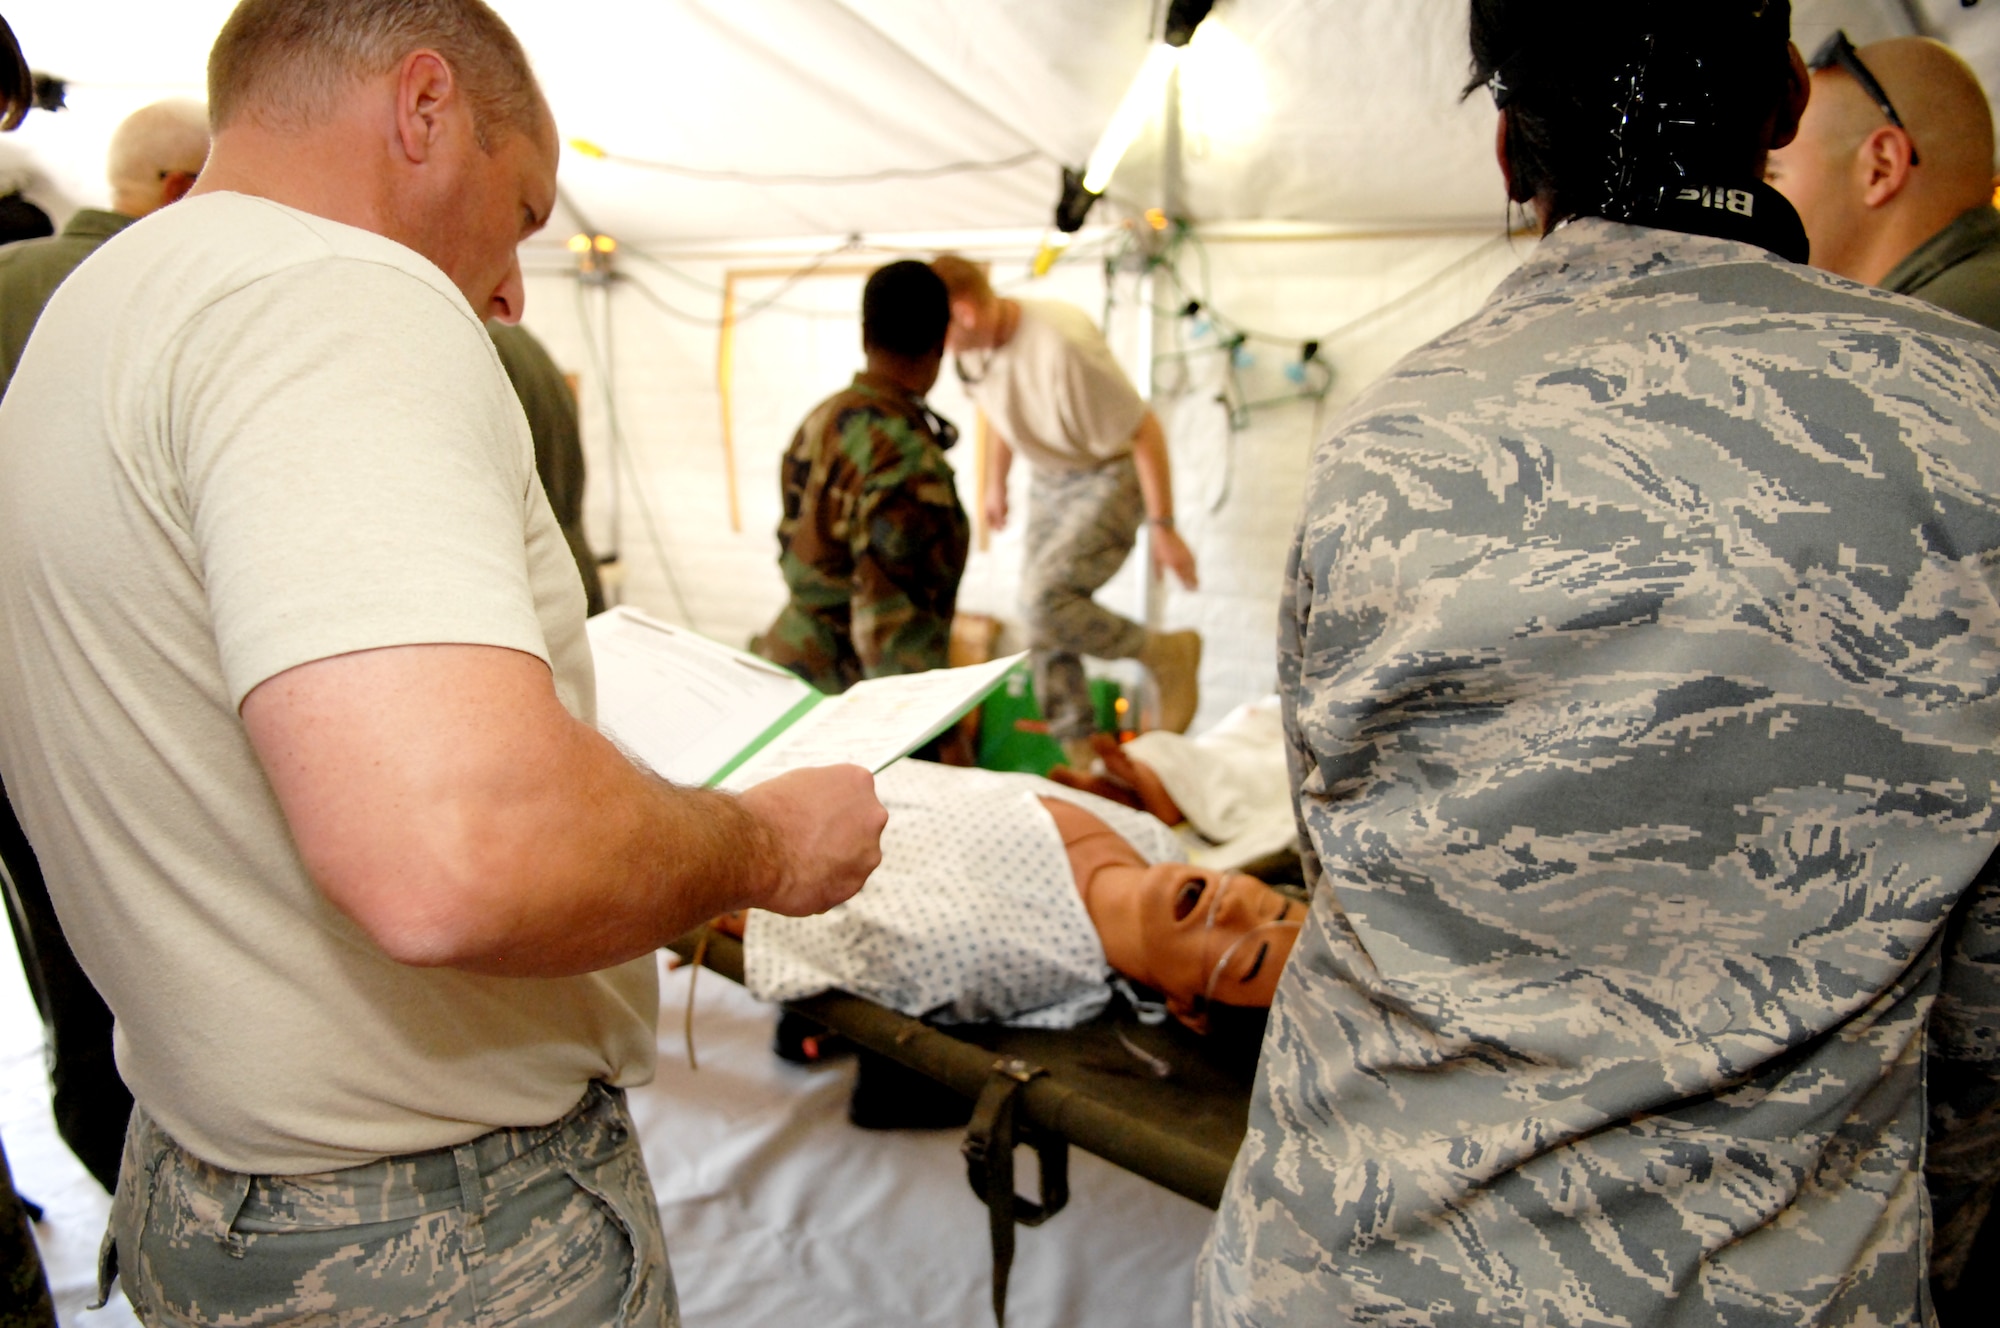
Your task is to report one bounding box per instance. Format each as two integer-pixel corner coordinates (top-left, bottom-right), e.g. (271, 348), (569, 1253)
(0, 208), (132, 397)
(1881, 203), (2000, 337)
(486, 320), (604, 616)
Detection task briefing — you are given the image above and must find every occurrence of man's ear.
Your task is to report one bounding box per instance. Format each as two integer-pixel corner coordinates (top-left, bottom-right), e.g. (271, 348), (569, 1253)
(393, 49), (456, 164)
(159, 170), (197, 207)
(1859, 126), (1916, 209)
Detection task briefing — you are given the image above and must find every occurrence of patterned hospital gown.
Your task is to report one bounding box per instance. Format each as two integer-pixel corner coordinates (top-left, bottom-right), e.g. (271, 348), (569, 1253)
(1198, 220), (2000, 1327)
(744, 760), (1183, 1028)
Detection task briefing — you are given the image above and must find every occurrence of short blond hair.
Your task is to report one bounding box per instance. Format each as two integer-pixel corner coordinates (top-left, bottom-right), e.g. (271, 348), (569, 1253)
(207, 0), (543, 147)
(930, 254), (993, 304)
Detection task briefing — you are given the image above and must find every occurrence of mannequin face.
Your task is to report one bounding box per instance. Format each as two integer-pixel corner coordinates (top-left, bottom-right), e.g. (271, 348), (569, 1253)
(1126, 863), (1299, 1020)
(1043, 796), (1300, 1025)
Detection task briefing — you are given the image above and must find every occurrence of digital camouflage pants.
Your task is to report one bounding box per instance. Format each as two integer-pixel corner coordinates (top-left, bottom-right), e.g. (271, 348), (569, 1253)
(104, 1082), (675, 1327)
(1021, 456), (1148, 740)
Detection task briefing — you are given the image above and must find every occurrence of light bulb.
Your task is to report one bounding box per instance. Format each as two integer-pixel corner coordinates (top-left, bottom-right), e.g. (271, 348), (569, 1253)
(1082, 44), (1180, 195)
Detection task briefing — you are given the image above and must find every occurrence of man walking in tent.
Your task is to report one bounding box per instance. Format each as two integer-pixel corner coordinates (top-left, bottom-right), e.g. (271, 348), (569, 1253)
(932, 254), (1202, 755)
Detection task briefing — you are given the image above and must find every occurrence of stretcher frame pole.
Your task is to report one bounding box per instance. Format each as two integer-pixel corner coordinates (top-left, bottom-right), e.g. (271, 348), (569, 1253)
(667, 933), (1238, 1207)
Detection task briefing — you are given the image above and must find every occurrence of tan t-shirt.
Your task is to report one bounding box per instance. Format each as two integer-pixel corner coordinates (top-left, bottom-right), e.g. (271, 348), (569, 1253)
(0, 193), (656, 1175)
(956, 299), (1148, 473)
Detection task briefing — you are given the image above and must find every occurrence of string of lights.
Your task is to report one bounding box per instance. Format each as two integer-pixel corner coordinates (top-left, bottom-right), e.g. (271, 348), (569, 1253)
(567, 139), (1050, 186)
(569, 227), (1128, 333)
(1151, 224), (1517, 356)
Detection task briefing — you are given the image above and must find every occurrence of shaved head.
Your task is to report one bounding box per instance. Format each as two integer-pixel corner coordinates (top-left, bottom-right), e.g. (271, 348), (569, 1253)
(1847, 38), (1992, 190)
(209, 0), (546, 148)
(190, 0), (558, 323)
(107, 99), (210, 218)
(1767, 36), (1996, 283)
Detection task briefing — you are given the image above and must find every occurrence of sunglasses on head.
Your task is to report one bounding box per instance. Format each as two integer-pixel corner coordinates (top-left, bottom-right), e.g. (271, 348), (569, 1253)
(1808, 30), (1920, 167)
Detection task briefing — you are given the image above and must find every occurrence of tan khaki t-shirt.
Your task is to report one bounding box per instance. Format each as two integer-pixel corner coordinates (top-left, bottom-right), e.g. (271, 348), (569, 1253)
(0, 193), (656, 1175)
(956, 299), (1148, 472)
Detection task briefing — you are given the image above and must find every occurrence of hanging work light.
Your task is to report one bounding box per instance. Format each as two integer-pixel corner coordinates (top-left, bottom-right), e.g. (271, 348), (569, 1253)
(1048, 0), (1215, 240)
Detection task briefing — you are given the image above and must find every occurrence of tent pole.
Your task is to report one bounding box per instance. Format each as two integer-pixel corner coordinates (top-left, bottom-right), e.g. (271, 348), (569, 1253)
(600, 281), (622, 557)
(717, 272), (743, 533)
(1140, 64), (1186, 635)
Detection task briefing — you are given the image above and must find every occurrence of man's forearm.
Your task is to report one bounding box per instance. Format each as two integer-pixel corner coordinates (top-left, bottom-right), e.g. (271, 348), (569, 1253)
(1129, 411), (1174, 523)
(987, 430), (1013, 490)
(399, 723), (785, 977)
(243, 642), (878, 980)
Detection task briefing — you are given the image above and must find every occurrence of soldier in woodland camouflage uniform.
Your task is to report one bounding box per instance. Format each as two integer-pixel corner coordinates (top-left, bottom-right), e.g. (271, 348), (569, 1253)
(758, 260), (968, 693)
(1199, 4), (2000, 1326)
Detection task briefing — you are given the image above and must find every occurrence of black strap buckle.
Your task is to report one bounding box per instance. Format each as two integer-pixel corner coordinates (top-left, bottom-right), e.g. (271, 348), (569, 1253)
(961, 1057), (1070, 1325)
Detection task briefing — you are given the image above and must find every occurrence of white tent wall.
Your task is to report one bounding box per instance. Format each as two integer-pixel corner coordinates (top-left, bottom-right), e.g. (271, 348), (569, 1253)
(7, 1), (1990, 237)
(516, 223), (1527, 729)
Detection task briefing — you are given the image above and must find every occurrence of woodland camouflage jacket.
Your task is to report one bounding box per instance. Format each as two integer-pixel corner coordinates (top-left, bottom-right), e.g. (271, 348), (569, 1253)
(757, 373), (967, 693)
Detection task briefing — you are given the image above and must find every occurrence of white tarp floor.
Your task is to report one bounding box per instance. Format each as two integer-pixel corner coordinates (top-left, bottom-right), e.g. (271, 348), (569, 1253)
(2, 943), (1214, 1328)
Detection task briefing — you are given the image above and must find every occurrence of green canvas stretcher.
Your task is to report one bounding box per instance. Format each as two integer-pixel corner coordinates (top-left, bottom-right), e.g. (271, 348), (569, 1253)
(668, 930), (1255, 1325)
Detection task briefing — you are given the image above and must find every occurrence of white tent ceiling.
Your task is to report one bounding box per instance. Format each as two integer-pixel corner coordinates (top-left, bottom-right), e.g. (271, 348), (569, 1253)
(1, 0), (1995, 249)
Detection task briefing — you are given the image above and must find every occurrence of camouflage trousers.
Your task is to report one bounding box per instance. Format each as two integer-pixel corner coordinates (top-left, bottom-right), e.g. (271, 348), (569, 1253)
(1021, 457), (1148, 740)
(103, 1082), (676, 1327)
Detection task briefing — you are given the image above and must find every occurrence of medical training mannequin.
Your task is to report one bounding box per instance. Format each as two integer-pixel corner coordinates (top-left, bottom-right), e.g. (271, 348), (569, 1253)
(731, 760), (1301, 1032)
(1042, 796), (1296, 1027)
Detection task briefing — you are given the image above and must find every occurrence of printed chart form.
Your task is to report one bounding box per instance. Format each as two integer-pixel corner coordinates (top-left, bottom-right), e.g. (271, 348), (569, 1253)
(719, 653), (1024, 790)
(587, 609), (815, 786)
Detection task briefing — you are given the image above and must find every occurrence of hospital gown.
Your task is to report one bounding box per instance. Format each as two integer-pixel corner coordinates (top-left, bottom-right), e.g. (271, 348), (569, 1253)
(744, 761), (1183, 1028)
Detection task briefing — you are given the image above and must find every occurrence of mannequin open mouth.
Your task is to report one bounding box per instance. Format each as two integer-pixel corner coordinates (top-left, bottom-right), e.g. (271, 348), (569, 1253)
(1174, 876), (1206, 920)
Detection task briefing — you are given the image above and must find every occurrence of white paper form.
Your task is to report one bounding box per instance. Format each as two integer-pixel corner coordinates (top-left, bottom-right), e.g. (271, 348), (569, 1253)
(719, 652), (1026, 791)
(587, 607), (817, 786)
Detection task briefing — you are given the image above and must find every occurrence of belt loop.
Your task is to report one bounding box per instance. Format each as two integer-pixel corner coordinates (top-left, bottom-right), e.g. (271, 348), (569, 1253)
(452, 1142), (487, 1257)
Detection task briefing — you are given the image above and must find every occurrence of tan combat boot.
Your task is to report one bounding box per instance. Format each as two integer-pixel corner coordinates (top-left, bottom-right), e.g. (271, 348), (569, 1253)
(1138, 629), (1202, 733)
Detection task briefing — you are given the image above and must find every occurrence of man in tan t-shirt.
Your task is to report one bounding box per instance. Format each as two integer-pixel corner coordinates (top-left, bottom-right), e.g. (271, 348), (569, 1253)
(0, 1), (883, 1322)
(932, 255), (1202, 745)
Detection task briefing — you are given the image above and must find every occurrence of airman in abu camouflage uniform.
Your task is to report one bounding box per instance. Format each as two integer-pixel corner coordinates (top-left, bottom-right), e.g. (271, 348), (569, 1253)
(758, 261), (968, 693)
(106, 1083), (670, 1326)
(1199, 4), (2000, 1325)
